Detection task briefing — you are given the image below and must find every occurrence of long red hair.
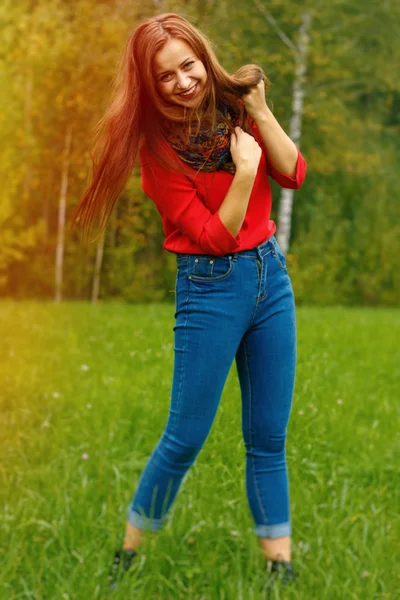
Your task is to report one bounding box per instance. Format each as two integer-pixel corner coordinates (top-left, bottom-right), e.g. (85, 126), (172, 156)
(70, 12), (270, 243)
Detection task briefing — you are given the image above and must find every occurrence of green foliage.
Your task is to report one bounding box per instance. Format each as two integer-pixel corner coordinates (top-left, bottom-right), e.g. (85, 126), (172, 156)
(288, 161), (400, 306)
(0, 0), (399, 304)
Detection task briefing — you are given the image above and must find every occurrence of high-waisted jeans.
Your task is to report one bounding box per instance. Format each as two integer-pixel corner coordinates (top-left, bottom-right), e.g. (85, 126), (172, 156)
(127, 234), (296, 538)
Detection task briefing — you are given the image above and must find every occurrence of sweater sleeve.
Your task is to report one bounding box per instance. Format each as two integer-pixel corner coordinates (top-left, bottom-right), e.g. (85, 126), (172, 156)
(266, 146), (307, 190)
(140, 145), (242, 256)
(251, 122), (307, 189)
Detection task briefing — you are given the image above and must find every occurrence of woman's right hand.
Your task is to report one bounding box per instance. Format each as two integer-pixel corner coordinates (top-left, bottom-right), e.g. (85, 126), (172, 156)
(230, 126), (262, 174)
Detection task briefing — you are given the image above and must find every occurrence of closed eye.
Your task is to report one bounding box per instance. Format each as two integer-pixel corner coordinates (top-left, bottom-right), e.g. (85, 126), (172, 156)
(160, 61), (195, 81)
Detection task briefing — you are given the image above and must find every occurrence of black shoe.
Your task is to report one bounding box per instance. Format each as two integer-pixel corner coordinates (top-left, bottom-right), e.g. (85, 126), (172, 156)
(107, 548), (137, 590)
(264, 559), (297, 597)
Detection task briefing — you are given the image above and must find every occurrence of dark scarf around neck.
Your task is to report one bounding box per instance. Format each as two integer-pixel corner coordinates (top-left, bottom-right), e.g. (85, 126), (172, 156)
(163, 102), (242, 174)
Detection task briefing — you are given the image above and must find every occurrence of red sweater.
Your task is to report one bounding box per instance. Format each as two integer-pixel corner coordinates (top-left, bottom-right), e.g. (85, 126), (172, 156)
(139, 122), (307, 256)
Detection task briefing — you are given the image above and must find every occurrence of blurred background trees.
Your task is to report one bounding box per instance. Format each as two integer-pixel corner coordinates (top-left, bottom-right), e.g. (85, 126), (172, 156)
(1, 0), (399, 305)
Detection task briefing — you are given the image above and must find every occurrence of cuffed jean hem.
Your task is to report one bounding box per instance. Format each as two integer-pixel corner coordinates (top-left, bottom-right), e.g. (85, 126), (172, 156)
(255, 521), (292, 538)
(126, 506), (167, 532)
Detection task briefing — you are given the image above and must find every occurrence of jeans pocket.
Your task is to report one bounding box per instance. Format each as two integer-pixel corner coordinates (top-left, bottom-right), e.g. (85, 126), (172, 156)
(272, 239), (288, 271)
(187, 254), (234, 283)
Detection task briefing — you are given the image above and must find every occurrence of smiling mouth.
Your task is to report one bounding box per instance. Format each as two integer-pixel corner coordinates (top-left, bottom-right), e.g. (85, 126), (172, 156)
(176, 83), (198, 98)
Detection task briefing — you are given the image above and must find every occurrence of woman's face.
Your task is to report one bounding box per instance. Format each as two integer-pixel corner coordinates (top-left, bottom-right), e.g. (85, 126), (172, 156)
(154, 38), (208, 107)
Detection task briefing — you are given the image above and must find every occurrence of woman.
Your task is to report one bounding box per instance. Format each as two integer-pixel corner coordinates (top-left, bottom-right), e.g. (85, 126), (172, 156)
(72, 12), (306, 593)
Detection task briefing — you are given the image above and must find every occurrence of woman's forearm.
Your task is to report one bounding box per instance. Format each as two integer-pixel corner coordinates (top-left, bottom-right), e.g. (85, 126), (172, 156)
(254, 108), (298, 177)
(218, 167), (258, 238)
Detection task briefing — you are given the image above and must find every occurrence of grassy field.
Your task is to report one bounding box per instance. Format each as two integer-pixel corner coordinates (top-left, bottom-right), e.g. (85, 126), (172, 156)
(0, 300), (399, 600)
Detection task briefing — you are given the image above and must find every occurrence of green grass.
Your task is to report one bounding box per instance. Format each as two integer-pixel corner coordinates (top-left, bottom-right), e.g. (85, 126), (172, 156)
(0, 301), (399, 599)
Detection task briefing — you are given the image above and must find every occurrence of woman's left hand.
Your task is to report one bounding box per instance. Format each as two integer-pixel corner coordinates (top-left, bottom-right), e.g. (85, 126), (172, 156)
(241, 78), (269, 122)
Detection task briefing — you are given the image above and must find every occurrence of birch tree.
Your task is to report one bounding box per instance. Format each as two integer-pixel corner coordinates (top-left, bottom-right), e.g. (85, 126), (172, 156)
(253, 0), (311, 255)
(91, 230), (105, 303)
(55, 124), (72, 303)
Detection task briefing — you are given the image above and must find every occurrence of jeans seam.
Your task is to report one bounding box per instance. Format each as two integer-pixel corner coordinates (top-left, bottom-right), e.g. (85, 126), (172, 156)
(259, 256), (268, 302)
(172, 272), (189, 435)
(247, 260), (262, 328)
(243, 337), (268, 530)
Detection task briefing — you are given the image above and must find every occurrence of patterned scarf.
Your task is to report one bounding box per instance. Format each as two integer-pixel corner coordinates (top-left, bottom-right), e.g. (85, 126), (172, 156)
(163, 102), (242, 174)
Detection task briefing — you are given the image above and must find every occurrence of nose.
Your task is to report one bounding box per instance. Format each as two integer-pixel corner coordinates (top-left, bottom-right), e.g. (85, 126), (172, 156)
(176, 71), (192, 90)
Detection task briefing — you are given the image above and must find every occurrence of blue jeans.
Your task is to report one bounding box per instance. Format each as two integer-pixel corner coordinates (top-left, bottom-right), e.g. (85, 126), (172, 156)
(127, 234), (296, 538)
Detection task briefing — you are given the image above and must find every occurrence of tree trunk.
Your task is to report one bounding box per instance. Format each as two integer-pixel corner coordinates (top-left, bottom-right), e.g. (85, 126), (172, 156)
(43, 170), (53, 240)
(55, 124), (73, 303)
(153, 0), (165, 14)
(91, 229), (105, 303)
(276, 11), (312, 255)
(22, 69), (33, 204)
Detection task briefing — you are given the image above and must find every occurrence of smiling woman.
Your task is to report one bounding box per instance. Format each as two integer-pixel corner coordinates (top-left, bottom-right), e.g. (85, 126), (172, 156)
(154, 39), (208, 106)
(70, 12), (271, 243)
(69, 11), (306, 596)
